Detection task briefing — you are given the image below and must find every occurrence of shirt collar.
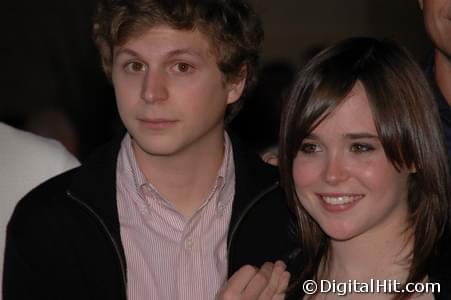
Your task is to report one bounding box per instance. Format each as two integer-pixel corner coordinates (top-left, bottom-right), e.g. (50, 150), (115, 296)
(121, 132), (235, 208)
(216, 132), (235, 208)
(121, 134), (149, 198)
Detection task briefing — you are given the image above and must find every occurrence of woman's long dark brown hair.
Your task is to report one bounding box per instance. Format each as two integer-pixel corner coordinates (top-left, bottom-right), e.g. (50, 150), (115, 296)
(279, 37), (450, 299)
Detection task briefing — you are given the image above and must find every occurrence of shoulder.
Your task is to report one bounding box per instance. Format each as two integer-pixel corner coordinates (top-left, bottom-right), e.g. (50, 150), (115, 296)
(0, 123), (79, 176)
(10, 168), (79, 218)
(8, 136), (122, 231)
(0, 123), (79, 171)
(0, 123), (80, 230)
(4, 167), (82, 255)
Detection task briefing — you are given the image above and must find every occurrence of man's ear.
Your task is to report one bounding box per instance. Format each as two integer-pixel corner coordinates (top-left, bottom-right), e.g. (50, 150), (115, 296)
(226, 66), (247, 105)
(418, 0), (423, 10)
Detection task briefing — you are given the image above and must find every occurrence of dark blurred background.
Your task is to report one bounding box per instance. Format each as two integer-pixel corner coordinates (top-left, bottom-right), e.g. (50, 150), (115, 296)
(250, 0), (430, 65)
(0, 0), (432, 160)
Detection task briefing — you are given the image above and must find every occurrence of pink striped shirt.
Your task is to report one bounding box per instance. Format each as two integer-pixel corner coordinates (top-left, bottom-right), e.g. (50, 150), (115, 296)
(116, 133), (235, 300)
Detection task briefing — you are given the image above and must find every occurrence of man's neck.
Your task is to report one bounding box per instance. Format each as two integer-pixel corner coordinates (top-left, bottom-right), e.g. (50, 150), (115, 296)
(132, 130), (226, 218)
(434, 50), (451, 106)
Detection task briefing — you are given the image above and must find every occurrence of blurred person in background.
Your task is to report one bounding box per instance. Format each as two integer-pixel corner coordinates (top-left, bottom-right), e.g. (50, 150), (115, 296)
(0, 0), (117, 161)
(0, 122), (79, 297)
(419, 0), (451, 166)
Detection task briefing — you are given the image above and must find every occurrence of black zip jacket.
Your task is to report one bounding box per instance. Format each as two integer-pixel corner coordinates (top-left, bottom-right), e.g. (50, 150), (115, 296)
(3, 135), (298, 300)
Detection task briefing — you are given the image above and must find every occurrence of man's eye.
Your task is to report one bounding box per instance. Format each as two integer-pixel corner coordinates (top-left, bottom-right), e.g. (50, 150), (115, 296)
(174, 63), (192, 73)
(300, 143), (320, 154)
(125, 61), (146, 72)
(350, 143), (374, 153)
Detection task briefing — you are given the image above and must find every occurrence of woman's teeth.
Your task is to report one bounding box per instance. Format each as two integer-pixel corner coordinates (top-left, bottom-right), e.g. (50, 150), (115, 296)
(321, 195), (363, 205)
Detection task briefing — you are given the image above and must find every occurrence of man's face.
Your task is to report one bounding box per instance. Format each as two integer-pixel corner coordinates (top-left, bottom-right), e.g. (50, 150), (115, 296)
(420, 0), (451, 58)
(111, 26), (244, 159)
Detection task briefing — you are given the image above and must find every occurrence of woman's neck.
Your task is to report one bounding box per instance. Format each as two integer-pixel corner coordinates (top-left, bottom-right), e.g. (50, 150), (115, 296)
(325, 227), (413, 282)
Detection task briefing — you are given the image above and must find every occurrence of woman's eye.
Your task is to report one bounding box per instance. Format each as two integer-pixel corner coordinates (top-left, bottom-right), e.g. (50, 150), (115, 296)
(125, 61), (146, 72)
(300, 143), (320, 154)
(350, 143), (374, 153)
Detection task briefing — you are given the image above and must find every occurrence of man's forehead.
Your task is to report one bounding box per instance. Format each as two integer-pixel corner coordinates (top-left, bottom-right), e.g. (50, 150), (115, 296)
(116, 25), (217, 57)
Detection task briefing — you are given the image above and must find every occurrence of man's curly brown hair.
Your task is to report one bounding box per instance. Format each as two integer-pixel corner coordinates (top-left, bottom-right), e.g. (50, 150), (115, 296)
(93, 0), (264, 123)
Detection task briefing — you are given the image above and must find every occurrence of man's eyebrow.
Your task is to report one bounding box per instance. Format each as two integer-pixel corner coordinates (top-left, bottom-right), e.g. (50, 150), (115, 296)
(166, 48), (205, 59)
(114, 48), (205, 60)
(114, 48), (140, 60)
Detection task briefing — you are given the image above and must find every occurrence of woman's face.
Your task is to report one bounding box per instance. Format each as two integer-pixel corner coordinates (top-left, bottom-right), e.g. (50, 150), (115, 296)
(292, 83), (412, 242)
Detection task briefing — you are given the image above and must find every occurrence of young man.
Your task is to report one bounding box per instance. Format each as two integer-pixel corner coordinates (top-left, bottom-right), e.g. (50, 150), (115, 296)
(3, 1), (296, 299)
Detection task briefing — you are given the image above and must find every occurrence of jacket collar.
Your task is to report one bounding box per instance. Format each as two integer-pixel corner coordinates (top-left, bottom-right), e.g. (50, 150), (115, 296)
(228, 132), (280, 229)
(67, 132), (280, 249)
(67, 135), (123, 242)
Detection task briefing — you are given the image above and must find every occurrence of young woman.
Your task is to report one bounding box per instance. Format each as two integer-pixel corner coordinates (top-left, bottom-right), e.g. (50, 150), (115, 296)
(279, 37), (450, 299)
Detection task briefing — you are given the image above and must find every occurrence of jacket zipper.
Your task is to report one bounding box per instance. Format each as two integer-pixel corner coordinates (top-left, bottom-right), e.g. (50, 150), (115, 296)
(66, 181), (279, 295)
(65, 190), (128, 300)
(227, 181), (280, 256)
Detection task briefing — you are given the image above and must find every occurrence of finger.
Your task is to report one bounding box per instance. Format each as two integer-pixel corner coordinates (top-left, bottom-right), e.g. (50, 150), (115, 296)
(272, 271), (290, 300)
(219, 265), (258, 299)
(259, 260), (287, 299)
(262, 152), (279, 166)
(266, 156), (279, 166)
(241, 262), (274, 299)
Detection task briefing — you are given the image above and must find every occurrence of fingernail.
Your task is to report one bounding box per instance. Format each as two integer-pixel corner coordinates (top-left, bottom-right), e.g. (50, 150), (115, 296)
(275, 260), (287, 269)
(261, 261), (274, 270)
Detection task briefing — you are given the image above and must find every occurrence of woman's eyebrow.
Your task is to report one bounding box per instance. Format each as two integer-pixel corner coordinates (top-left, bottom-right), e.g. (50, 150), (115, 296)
(344, 133), (379, 139)
(304, 134), (319, 140)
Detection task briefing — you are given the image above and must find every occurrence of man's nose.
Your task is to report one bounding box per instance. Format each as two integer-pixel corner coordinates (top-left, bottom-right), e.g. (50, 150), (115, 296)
(141, 69), (169, 103)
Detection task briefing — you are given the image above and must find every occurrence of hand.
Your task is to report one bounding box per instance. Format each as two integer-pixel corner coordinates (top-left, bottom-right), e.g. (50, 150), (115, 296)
(217, 260), (290, 300)
(261, 151), (279, 166)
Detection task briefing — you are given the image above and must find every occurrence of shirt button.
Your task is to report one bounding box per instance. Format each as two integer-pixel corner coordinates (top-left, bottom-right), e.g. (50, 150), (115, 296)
(217, 203), (225, 216)
(184, 238), (194, 251)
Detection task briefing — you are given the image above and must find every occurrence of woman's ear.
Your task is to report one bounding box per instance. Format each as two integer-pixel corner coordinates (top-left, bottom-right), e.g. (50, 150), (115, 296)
(408, 163), (417, 174)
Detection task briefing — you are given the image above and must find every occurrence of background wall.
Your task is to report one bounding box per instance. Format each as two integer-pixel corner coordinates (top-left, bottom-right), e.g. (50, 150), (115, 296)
(249, 0), (431, 66)
(0, 0), (433, 159)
